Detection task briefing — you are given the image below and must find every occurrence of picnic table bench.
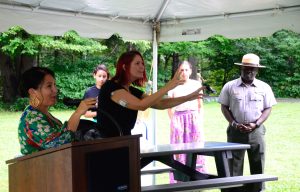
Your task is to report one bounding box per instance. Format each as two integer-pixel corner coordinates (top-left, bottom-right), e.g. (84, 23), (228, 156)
(142, 174), (278, 192)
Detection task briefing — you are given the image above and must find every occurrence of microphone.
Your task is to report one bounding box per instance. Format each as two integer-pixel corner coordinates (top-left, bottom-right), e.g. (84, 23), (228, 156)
(63, 97), (82, 107)
(62, 97), (123, 136)
(63, 97), (97, 111)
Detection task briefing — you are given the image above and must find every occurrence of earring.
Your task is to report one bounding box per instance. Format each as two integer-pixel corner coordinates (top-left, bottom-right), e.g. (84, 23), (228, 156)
(30, 97), (40, 108)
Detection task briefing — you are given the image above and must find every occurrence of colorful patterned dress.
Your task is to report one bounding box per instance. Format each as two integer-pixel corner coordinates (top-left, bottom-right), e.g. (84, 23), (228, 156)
(168, 79), (206, 182)
(18, 105), (75, 155)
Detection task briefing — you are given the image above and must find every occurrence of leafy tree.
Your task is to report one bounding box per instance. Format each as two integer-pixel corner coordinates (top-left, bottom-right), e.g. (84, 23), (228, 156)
(260, 30), (300, 97)
(158, 41), (208, 85)
(203, 35), (240, 88)
(1, 27), (300, 111)
(0, 26), (39, 102)
(0, 27), (107, 105)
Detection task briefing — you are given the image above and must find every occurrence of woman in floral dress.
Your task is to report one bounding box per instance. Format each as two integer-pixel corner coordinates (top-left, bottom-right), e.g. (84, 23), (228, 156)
(168, 61), (206, 182)
(18, 67), (96, 155)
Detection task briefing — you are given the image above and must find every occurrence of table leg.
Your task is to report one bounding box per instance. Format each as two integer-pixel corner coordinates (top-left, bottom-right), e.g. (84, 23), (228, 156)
(214, 151), (231, 177)
(141, 155), (210, 181)
(140, 157), (155, 169)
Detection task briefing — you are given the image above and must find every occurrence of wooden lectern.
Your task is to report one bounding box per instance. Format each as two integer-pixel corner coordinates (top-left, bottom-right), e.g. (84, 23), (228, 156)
(6, 135), (141, 192)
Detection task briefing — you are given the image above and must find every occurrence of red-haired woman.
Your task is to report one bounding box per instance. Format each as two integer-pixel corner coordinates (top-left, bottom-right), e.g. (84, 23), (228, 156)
(97, 50), (206, 137)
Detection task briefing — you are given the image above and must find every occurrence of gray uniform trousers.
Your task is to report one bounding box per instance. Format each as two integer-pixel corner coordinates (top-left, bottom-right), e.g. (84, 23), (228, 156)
(226, 124), (266, 192)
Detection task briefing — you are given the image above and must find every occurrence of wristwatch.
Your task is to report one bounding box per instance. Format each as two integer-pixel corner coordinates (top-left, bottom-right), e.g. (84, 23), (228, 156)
(255, 123), (260, 128)
(231, 120), (238, 129)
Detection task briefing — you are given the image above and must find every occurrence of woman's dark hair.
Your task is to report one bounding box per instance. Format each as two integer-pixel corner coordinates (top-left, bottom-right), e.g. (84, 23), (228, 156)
(111, 50), (147, 86)
(19, 67), (55, 97)
(93, 64), (110, 79)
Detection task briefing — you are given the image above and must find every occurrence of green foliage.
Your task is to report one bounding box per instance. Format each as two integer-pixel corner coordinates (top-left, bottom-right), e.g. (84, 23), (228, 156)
(38, 31), (107, 54)
(0, 26), (39, 57)
(0, 27), (109, 110)
(56, 70), (93, 99)
(0, 27), (107, 58)
(1, 27), (300, 111)
(203, 35), (240, 86)
(257, 30), (300, 97)
(0, 98), (28, 111)
(159, 41), (208, 61)
(158, 31), (300, 98)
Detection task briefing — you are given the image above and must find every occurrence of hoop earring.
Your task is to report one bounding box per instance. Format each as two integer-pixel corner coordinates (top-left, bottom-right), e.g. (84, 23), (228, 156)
(30, 97), (40, 108)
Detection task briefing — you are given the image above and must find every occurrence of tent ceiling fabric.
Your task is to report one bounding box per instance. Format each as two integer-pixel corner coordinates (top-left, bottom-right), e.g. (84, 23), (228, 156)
(0, 0), (300, 42)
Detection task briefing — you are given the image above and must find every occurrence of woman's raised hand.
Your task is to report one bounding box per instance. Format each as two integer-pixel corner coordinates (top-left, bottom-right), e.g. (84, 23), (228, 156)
(76, 98), (97, 115)
(167, 68), (186, 90)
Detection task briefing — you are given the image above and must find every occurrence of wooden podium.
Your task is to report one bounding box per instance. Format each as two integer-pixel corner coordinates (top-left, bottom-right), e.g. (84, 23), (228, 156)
(6, 135), (141, 192)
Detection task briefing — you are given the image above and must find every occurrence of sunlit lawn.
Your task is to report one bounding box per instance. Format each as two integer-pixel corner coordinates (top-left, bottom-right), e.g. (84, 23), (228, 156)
(1, 101), (300, 192)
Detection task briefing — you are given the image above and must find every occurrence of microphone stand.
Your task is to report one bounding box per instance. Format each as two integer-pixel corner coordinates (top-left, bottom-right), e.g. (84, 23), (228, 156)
(63, 97), (123, 137)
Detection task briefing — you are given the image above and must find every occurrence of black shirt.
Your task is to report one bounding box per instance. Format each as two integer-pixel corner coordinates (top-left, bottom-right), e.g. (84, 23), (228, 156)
(97, 80), (144, 137)
(83, 85), (100, 120)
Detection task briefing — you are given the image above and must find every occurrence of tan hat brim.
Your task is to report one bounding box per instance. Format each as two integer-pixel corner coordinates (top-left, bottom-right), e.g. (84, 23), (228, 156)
(234, 63), (266, 68)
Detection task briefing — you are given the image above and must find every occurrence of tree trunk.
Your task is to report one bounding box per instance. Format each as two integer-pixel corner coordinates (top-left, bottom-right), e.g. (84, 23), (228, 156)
(164, 55), (170, 71)
(0, 52), (16, 102)
(188, 56), (198, 80)
(171, 53), (179, 78)
(0, 52), (37, 102)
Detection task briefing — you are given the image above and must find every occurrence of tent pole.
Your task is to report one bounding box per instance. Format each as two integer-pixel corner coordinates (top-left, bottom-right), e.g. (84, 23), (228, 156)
(149, 22), (159, 185)
(151, 23), (158, 147)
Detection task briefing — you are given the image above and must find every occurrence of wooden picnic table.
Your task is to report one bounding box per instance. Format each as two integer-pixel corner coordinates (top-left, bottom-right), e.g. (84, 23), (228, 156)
(140, 141), (250, 179)
(140, 141), (277, 191)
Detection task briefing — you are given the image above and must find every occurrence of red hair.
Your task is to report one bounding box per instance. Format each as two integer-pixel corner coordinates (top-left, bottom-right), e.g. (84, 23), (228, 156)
(111, 50), (147, 87)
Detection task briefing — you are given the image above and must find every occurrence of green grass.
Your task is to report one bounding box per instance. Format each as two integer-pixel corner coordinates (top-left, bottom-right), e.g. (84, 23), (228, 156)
(1, 102), (300, 192)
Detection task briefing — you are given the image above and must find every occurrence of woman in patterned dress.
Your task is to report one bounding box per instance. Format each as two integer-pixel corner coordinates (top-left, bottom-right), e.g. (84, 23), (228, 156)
(18, 67), (97, 155)
(168, 61), (206, 182)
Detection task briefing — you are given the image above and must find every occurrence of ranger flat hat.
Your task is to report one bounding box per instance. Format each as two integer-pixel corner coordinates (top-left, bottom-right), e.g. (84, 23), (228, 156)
(234, 53), (266, 68)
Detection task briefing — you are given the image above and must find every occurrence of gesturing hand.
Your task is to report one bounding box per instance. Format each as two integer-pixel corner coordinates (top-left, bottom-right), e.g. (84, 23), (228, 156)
(189, 86), (206, 100)
(167, 68), (186, 90)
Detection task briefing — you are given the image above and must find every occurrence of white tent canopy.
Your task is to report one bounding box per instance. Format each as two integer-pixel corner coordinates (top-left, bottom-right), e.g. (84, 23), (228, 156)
(0, 0), (300, 42)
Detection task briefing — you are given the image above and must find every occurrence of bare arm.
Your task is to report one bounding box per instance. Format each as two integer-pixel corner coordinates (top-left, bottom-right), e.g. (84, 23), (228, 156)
(221, 104), (235, 124)
(167, 92), (175, 119)
(221, 104), (249, 132)
(197, 97), (202, 114)
(256, 107), (272, 126)
(111, 69), (185, 111)
(167, 107), (174, 119)
(150, 86), (205, 109)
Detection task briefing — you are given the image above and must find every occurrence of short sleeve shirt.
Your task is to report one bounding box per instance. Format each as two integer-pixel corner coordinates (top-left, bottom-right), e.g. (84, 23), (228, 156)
(83, 85), (100, 119)
(83, 85), (100, 99)
(97, 80), (144, 137)
(168, 79), (201, 111)
(218, 77), (277, 124)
